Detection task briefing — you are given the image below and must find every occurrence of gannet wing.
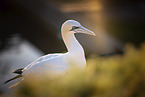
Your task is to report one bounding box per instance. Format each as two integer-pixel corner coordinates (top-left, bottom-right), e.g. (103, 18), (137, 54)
(23, 53), (67, 76)
(22, 53), (66, 74)
(3, 54), (65, 85)
(23, 53), (64, 70)
(11, 53), (64, 75)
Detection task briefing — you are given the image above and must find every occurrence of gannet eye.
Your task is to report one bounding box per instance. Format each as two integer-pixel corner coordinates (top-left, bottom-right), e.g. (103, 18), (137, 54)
(70, 26), (80, 31)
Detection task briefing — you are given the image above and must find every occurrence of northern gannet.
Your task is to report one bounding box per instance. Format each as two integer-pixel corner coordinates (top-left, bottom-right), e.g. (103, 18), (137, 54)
(3, 20), (95, 86)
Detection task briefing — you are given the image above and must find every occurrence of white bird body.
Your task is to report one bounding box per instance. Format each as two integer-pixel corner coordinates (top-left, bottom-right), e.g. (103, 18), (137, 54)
(23, 51), (86, 77)
(4, 20), (95, 85)
(23, 35), (86, 76)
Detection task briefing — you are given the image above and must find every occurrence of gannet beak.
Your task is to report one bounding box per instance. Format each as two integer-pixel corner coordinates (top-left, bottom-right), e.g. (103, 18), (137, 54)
(79, 26), (96, 36)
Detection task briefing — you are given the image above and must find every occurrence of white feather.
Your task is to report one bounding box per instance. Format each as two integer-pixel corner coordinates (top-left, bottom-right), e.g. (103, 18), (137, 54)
(22, 20), (95, 78)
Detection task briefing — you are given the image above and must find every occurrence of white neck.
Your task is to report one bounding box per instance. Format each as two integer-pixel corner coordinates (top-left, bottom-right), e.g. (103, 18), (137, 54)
(61, 25), (86, 69)
(62, 31), (84, 54)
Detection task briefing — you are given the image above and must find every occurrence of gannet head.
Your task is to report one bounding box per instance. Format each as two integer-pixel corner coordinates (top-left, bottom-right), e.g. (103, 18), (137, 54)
(61, 20), (96, 36)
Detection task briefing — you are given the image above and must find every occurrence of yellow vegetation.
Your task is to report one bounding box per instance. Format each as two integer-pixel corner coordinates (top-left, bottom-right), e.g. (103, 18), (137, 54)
(13, 43), (145, 97)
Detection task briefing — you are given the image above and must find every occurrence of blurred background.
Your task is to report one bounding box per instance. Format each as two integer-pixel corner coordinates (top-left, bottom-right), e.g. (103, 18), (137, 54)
(0, 0), (145, 96)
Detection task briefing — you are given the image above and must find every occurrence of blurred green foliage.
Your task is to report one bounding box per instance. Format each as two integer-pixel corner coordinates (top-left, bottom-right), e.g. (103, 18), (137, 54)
(10, 43), (145, 97)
